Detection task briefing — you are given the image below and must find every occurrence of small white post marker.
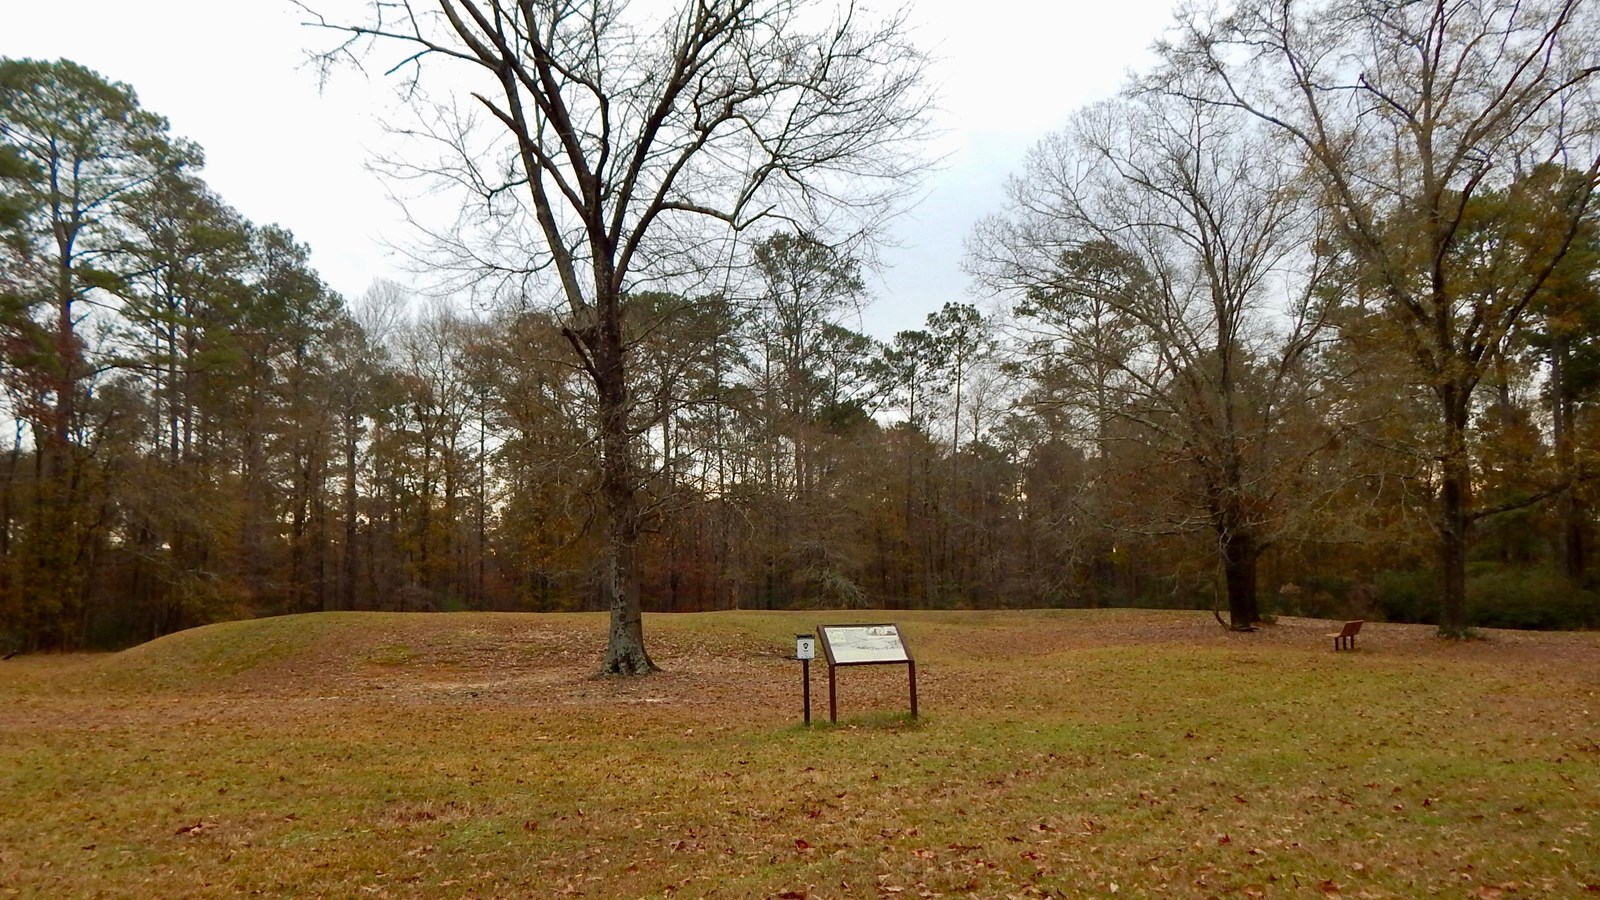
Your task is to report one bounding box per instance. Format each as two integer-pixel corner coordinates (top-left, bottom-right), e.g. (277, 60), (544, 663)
(796, 634), (816, 725)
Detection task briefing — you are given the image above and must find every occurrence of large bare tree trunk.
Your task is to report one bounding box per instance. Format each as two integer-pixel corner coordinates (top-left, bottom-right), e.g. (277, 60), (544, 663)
(593, 314), (656, 676)
(1221, 527), (1260, 630)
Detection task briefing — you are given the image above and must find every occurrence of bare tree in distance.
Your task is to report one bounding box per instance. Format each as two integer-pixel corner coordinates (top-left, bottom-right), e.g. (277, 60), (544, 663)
(300, 0), (933, 674)
(969, 90), (1335, 630)
(1157, 0), (1600, 637)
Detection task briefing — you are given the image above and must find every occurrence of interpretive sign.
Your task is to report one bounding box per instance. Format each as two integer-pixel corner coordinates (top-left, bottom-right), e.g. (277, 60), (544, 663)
(816, 623), (917, 723)
(818, 624), (909, 664)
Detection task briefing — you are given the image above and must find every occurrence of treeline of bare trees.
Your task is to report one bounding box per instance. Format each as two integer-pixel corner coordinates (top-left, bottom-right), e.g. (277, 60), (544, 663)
(8, 0), (1600, 651)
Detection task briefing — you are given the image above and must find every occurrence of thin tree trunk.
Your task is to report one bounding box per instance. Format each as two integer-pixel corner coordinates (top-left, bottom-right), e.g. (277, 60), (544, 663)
(1551, 338), (1586, 582)
(343, 413), (359, 610)
(1437, 387), (1472, 637)
(477, 407), (487, 606)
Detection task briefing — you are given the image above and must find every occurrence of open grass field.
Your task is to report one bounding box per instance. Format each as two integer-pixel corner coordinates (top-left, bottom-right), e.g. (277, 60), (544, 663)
(2, 610), (1598, 898)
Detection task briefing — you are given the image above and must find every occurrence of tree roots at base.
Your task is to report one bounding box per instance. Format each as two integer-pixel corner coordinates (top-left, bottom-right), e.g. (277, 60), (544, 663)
(597, 650), (660, 677)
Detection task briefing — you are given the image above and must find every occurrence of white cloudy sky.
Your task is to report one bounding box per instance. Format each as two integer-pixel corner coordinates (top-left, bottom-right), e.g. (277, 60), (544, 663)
(1, 0), (1179, 338)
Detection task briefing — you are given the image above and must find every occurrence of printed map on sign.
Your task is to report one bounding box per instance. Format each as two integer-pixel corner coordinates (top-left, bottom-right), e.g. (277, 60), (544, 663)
(819, 624), (909, 664)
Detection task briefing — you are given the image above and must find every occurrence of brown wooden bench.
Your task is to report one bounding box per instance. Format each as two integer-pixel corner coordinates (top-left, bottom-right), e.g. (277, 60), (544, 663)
(1328, 619), (1363, 651)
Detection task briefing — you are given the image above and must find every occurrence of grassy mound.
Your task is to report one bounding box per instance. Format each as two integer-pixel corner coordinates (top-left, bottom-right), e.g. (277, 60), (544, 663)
(75, 607), (1193, 696)
(90, 613), (356, 691)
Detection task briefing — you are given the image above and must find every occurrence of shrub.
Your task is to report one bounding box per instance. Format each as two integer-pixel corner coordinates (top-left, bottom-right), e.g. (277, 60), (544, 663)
(1375, 570), (1438, 625)
(1374, 566), (1597, 630)
(1466, 565), (1597, 631)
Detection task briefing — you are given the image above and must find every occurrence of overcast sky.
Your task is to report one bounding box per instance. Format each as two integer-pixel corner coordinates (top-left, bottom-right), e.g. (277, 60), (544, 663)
(1, 0), (1180, 339)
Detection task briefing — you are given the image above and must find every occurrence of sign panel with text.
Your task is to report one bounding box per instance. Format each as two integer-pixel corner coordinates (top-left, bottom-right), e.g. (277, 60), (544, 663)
(816, 623), (917, 722)
(818, 624), (909, 664)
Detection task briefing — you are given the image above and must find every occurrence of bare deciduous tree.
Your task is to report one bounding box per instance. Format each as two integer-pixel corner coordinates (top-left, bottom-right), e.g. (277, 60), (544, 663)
(1160, 0), (1600, 636)
(302, 0), (931, 673)
(970, 91), (1333, 629)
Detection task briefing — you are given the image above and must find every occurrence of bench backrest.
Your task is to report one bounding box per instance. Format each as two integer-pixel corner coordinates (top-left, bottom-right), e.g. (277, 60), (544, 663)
(1340, 620), (1364, 637)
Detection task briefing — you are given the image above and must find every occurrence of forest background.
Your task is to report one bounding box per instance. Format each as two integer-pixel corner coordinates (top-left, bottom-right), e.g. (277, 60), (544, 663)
(4, 0), (1600, 653)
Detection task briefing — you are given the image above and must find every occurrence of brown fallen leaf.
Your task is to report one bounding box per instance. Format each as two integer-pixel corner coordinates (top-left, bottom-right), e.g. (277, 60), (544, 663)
(795, 838), (812, 850)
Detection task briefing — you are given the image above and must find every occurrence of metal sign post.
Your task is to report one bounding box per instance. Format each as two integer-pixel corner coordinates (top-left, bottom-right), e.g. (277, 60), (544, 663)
(795, 634), (816, 726)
